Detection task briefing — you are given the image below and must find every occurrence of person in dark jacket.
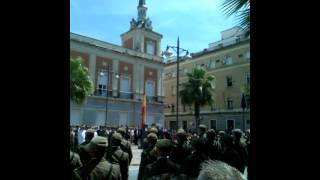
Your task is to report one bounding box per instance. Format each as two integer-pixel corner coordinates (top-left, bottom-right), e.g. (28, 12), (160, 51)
(181, 137), (209, 178)
(105, 133), (129, 180)
(142, 139), (180, 180)
(231, 129), (247, 173)
(78, 128), (95, 165)
(170, 128), (192, 166)
(117, 128), (133, 164)
(219, 134), (243, 173)
(138, 133), (158, 180)
(204, 129), (221, 160)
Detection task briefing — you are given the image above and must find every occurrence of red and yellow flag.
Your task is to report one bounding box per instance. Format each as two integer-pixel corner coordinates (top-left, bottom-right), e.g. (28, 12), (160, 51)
(141, 93), (147, 129)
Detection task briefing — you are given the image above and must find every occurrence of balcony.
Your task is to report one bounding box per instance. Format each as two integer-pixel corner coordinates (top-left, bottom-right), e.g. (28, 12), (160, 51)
(94, 89), (113, 97)
(118, 91), (134, 99)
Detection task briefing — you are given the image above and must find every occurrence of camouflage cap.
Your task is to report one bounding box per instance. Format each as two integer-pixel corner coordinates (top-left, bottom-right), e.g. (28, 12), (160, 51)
(112, 132), (123, 141)
(86, 128), (96, 134)
(155, 139), (173, 151)
(147, 132), (158, 141)
(117, 127), (126, 135)
(177, 128), (186, 135)
(199, 124), (207, 129)
(84, 136), (108, 152)
(148, 127), (158, 134)
(232, 129), (243, 135)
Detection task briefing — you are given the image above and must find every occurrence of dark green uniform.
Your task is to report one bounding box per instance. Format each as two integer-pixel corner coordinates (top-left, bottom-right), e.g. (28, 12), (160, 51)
(73, 157), (121, 180)
(120, 139), (133, 164)
(142, 157), (180, 180)
(106, 146), (129, 180)
(70, 151), (82, 177)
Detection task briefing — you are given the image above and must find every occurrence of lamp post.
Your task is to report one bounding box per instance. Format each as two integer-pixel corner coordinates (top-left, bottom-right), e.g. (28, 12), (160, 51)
(100, 64), (120, 128)
(163, 37), (190, 130)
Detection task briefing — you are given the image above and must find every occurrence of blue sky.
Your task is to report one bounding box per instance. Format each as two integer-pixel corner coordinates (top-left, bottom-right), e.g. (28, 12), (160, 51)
(70, 0), (237, 53)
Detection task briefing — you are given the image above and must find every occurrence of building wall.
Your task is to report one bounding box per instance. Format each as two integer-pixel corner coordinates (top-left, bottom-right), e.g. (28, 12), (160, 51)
(70, 33), (165, 128)
(164, 40), (250, 131)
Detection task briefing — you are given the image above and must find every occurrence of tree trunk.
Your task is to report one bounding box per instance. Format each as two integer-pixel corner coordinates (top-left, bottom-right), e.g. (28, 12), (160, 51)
(194, 103), (200, 134)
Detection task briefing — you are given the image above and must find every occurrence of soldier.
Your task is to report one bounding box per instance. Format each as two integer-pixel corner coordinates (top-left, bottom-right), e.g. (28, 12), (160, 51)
(204, 129), (221, 160)
(219, 134), (243, 173)
(117, 128), (133, 164)
(197, 160), (245, 180)
(142, 139), (180, 180)
(72, 136), (121, 180)
(199, 124), (208, 139)
(141, 127), (158, 150)
(70, 130), (82, 177)
(181, 137), (209, 178)
(138, 133), (158, 180)
(78, 129), (96, 165)
(170, 128), (192, 166)
(105, 133), (129, 180)
(231, 129), (247, 173)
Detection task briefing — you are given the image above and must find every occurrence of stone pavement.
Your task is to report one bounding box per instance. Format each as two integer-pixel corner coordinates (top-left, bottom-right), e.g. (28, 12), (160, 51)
(129, 144), (142, 180)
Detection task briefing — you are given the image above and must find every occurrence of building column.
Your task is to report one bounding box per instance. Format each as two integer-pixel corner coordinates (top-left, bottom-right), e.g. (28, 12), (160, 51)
(89, 54), (96, 86)
(112, 60), (119, 97)
(133, 60), (139, 100)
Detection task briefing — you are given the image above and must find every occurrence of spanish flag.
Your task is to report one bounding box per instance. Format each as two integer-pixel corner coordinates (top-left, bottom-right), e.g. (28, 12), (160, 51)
(141, 93), (147, 129)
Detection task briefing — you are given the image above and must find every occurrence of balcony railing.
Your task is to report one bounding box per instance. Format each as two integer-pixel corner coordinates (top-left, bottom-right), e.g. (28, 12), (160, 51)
(118, 91), (133, 99)
(94, 89), (113, 97)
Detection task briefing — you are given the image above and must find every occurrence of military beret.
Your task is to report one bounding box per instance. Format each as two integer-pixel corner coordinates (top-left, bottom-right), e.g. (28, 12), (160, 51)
(147, 133), (158, 141)
(149, 127), (158, 134)
(199, 124), (207, 129)
(84, 136), (108, 152)
(155, 139), (173, 151)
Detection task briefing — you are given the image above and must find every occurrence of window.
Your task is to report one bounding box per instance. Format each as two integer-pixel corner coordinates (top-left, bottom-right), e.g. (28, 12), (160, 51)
(171, 104), (175, 113)
(245, 72), (250, 85)
(210, 120), (217, 130)
(146, 40), (155, 55)
(120, 76), (130, 92)
(208, 60), (216, 69)
(227, 98), (233, 109)
(227, 76), (233, 87)
(146, 80), (155, 96)
(225, 56), (233, 65)
(244, 51), (250, 61)
(246, 120), (250, 124)
(120, 76), (131, 99)
(238, 54), (243, 58)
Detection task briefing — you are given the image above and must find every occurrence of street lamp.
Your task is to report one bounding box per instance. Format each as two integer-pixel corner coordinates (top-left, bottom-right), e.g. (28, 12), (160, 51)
(163, 37), (191, 130)
(100, 64), (120, 128)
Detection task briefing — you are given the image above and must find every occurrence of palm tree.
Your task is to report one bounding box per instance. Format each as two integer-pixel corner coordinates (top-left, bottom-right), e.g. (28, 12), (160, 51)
(180, 67), (215, 132)
(221, 0), (250, 36)
(70, 57), (93, 104)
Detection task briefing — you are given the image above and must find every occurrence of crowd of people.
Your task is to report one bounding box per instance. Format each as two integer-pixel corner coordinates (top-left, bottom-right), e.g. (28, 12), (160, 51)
(70, 124), (250, 180)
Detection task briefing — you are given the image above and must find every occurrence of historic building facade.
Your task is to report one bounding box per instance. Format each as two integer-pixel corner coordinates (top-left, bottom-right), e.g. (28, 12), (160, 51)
(70, 0), (165, 128)
(164, 27), (250, 131)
